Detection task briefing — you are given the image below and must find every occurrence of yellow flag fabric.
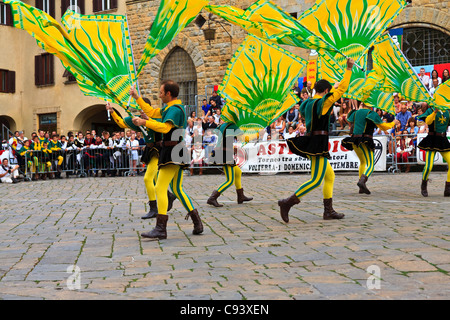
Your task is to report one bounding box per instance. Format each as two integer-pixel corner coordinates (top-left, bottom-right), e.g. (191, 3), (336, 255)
(431, 81), (450, 111)
(205, 0), (341, 53)
(299, 0), (408, 68)
(6, 0), (139, 109)
(218, 35), (307, 139)
(136, 0), (207, 77)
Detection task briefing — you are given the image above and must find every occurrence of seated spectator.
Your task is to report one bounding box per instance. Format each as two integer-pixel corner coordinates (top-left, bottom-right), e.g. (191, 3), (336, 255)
(284, 126), (297, 139)
(442, 69), (449, 84)
(0, 158), (20, 183)
(430, 78), (440, 96)
(286, 106), (299, 130)
(406, 117), (419, 146)
(393, 94), (401, 114)
(188, 111), (196, 121)
(272, 116), (286, 138)
(203, 116), (218, 131)
(206, 99), (221, 117)
(203, 129), (217, 161)
(395, 104), (412, 131)
(338, 101), (351, 128)
(209, 91), (223, 108)
(190, 142), (204, 176)
(213, 109), (221, 125)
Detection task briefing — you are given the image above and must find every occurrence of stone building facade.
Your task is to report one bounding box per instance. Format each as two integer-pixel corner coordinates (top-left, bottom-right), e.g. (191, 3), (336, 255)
(0, 0), (449, 136)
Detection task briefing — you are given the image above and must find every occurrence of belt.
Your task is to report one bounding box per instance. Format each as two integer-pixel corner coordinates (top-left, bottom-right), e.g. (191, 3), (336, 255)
(353, 134), (373, 138)
(428, 132), (447, 137)
(156, 141), (181, 147)
(146, 142), (155, 148)
(306, 130), (329, 136)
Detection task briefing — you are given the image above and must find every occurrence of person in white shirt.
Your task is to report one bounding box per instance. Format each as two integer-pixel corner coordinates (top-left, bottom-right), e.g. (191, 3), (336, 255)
(127, 133), (139, 176)
(429, 69), (442, 90)
(190, 142), (205, 176)
(284, 126), (298, 139)
(418, 68), (430, 90)
(0, 158), (20, 183)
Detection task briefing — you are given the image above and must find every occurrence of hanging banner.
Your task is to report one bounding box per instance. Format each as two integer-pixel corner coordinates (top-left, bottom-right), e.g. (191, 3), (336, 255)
(306, 60), (318, 88)
(236, 136), (388, 173)
(416, 133), (450, 165)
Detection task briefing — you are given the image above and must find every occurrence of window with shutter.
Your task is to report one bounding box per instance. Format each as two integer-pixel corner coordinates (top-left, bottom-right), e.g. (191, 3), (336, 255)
(0, 69), (15, 93)
(0, 2), (13, 26)
(62, 0), (84, 16)
(94, 0), (117, 12)
(35, 54), (55, 86)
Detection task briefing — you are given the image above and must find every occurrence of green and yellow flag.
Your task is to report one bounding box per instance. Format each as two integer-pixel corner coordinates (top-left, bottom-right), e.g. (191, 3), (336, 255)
(205, 0), (341, 54)
(6, 0), (139, 109)
(136, 0), (207, 77)
(299, 0), (408, 67)
(218, 35), (307, 139)
(363, 90), (396, 115)
(369, 34), (432, 105)
(431, 81), (450, 111)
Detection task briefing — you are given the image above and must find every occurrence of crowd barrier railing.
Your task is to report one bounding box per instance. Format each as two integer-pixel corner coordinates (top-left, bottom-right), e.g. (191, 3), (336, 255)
(387, 132), (419, 174)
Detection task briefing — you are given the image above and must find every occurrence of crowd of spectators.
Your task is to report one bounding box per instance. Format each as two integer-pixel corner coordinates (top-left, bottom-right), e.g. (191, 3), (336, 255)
(2, 71), (449, 182)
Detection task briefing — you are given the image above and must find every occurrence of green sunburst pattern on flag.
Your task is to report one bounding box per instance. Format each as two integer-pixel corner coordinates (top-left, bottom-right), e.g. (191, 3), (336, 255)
(431, 81), (450, 111)
(205, 0), (341, 54)
(6, 0), (139, 109)
(218, 35), (307, 139)
(299, 0), (407, 72)
(136, 0), (207, 77)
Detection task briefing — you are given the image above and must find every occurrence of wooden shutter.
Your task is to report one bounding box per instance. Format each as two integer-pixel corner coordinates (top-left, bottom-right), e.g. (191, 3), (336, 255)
(49, 0), (55, 18)
(61, 0), (69, 17)
(93, 0), (102, 12)
(5, 3), (13, 26)
(35, 0), (44, 10)
(111, 0), (118, 10)
(7, 71), (15, 93)
(48, 54), (54, 85)
(35, 55), (42, 86)
(78, 0), (85, 14)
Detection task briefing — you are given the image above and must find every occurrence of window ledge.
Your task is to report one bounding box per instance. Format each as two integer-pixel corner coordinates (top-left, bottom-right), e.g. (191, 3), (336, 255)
(93, 8), (118, 14)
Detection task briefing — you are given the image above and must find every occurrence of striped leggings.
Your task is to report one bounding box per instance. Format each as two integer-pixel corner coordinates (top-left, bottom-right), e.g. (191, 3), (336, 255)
(422, 151), (450, 182)
(155, 164), (195, 215)
(294, 156), (335, 200)
(353, 144), (375, 178)
(217, 165), (242, 194)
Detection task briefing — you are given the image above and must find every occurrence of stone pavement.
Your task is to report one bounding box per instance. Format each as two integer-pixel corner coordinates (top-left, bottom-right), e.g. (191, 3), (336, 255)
(0, 170), (449, 300)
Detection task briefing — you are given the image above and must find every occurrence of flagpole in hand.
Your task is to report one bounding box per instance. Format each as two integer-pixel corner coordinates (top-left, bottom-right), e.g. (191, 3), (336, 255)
(128, 83), (148, 136)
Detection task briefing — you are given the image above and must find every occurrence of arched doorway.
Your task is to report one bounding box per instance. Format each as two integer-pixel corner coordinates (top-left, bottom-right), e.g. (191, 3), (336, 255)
(0, 115), (16, 140)
(160, 46), (198, 107)
(73, 105), (122, 134)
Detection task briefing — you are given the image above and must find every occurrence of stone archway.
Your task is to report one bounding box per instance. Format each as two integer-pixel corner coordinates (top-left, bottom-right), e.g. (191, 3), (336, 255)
(390, 6), (450, 36)
(0, 115), (17, 138)
(73, 105), (122, 134)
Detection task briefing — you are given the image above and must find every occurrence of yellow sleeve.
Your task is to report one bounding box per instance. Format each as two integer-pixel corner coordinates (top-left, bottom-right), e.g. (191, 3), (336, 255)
(111, 111), (128, 129)
(376, 121), (396, 132)
(322, 69), (352, 115)
(144, 119), (174, 134)
(137, 97), (162, 119)
(425, 111), (437, 125)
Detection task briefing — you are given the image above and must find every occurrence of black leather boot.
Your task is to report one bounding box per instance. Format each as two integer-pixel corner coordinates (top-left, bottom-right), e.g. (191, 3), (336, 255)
(421, 180), (428, 197)
(236, 188), (253, 204)
(278, 194), (300, 223)
(323, 198), (345, 220)
(167, 191), (177, 212)
(141, 214), (168, 240)
(185, 209), (204, 235)
(444, 181), (450, 197)
(141, 200), (158, 219)
(357, 175), (371, 194)
(207, 190), (223, 207)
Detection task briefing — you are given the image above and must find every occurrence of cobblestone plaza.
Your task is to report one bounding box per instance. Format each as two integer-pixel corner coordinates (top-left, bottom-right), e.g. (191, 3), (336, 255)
(0, 171), (449, 300)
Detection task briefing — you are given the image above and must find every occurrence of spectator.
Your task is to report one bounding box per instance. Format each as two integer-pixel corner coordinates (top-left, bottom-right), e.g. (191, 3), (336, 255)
(338, 101), (351, 129)
(418, 68), (430, 90)
(188, 111), (196, 121)
(430, 78), (440, 96)
(203, 129), (217, 161)
(395, 104), (412, 131)
(209, 91), (222, 108)
(442, 69), (450, 83)
(203, 116), (218, 131)
(190, 142), (204, 176)
(127, 133), (139, 176)
(186, 119), (195, 138)
(201, 99), (210, 116)
(300, 88), (309, 102)
(284, 125), (297, 139)
(206, 99), (221, 117)
(213, 109), (221, 125)
(272, 116), (286, 138)
(0, 158), (20, 183)
(429, 69), (442, 89)
(286, 106), (299, 130)
(305, 81), (315, 97)
(396, 131), (413, 173)
(383, 110), (395, 123)
(406, 117), (419, 146)
(393, 94), (402, 114)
